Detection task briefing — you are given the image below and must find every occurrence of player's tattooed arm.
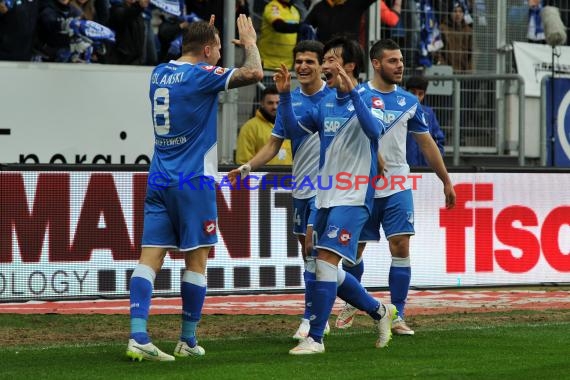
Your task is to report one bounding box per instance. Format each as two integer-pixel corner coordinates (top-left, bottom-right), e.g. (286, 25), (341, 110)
(229, 14), (263, 88)
(229, 44), (263, 88)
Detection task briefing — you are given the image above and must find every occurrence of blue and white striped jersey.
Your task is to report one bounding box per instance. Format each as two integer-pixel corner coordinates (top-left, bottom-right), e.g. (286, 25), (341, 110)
(279, 87), (384, 213)
(362, 82), (429, 198)
(272, 81), (332, 199)
(149, 61), (235, 185)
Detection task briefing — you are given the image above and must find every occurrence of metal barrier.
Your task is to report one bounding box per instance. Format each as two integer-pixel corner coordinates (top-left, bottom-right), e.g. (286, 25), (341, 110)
(424, 74), (526, 166)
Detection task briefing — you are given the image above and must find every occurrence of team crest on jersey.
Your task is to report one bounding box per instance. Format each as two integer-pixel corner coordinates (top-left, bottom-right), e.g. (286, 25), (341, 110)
(372, 97), (384, 109)
(338, 229), (351, 245)
(347, 103), (354, 112)
(201, 65), (216, 72)
(203, 220), (216, 235)
(326, 225), (339, 239)
(214, 67), (228, 75)
(397, 96), (407, 106)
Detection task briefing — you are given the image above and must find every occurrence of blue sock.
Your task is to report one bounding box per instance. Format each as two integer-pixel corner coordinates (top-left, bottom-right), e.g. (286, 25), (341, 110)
(308, 280), (336, 343)
(129, 264), (155, 344)
(389, 258), (411, 319)
(337, 271), (381, 320)
(303, 258), (316, 320)
(180, 271), (207, 347)
(342, 258), (364, 282)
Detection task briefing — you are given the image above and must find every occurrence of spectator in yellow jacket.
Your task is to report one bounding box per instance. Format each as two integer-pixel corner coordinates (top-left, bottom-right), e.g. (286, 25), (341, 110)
(236, 86), (293, 165)
(258, 0), (300, 70)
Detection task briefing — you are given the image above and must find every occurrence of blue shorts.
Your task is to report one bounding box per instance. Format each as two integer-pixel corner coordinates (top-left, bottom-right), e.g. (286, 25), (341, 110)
(359, 189), (415, 242)
(292, 196), (317, 235)
(313, 206), (369, 264)
(141, 177), (218, 251)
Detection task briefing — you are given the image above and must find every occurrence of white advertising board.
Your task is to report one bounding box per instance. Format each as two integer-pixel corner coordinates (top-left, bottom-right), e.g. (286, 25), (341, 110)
(0, 171), (568, 301)
(513, 41), (570, 97)
(0, 62), (154, 164)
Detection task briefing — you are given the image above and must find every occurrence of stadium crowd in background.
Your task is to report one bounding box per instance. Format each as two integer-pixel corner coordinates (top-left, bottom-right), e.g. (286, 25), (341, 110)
(0, 0), (476, 67)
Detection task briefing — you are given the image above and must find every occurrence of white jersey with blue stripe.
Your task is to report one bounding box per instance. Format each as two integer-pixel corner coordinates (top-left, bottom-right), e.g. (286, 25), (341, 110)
(149, 61), (236, 185)
(272, 82), (332, 199)
(362, 82), (429, 198)
(279, 87), (384, 213)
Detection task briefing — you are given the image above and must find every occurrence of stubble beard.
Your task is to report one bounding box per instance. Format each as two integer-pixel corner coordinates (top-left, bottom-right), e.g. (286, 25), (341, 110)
(380, 67), (401, 86)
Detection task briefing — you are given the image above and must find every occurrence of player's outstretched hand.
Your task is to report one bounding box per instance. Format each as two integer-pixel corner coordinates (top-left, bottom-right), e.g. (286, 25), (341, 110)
(233, 14), (257, 47)
(273, 63), (291, 93)
(227, 164), (251, 187)
(209, 14), (215, 26)
(444, 182), (456, 209)
(336, 63), (355, 93)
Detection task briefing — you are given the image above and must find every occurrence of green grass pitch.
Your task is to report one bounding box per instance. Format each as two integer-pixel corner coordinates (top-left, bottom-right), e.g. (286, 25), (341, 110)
(0, 311), (569, 380)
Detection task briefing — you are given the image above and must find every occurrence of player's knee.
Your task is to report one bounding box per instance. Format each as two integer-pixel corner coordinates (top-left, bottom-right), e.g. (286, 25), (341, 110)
(388, 236), (409, 257)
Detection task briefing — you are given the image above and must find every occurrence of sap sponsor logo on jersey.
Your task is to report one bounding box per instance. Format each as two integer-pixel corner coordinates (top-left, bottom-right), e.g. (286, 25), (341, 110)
(323, 117), (347, 136)
(371, 108), (402, 124)
(381, 110), (403, 124)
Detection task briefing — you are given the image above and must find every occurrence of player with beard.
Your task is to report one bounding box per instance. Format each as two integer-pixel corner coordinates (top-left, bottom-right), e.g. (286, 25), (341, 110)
(229, 40), (333, 340)
(276, 36), (397, 355)
(335, 39), (456, 335)
(235, 85), (293, 166)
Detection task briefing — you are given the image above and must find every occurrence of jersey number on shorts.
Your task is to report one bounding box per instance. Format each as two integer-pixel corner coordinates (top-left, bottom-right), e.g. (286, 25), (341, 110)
(153, 87), (170, 135)
(293, 208), (302, 226)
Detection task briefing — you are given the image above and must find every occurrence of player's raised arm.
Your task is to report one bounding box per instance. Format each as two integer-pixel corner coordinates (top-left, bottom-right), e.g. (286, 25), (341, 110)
(337, 64), (382, 140)
(275, 63), (316, 138)
(228, 14), (263, 89)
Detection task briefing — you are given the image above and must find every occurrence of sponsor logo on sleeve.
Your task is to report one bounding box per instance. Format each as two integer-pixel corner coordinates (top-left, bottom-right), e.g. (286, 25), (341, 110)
(214, 67), (228, 75)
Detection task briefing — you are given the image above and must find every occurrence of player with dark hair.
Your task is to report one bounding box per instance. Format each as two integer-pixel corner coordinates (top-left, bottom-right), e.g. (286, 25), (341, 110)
(276, 36), (397, 355)
(405, 75), (445, 167)
(335, 39), (455, 336)
(230, 39), (333, 340)
(126, 14), (263, 362)
(235, 85), (293, 166)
